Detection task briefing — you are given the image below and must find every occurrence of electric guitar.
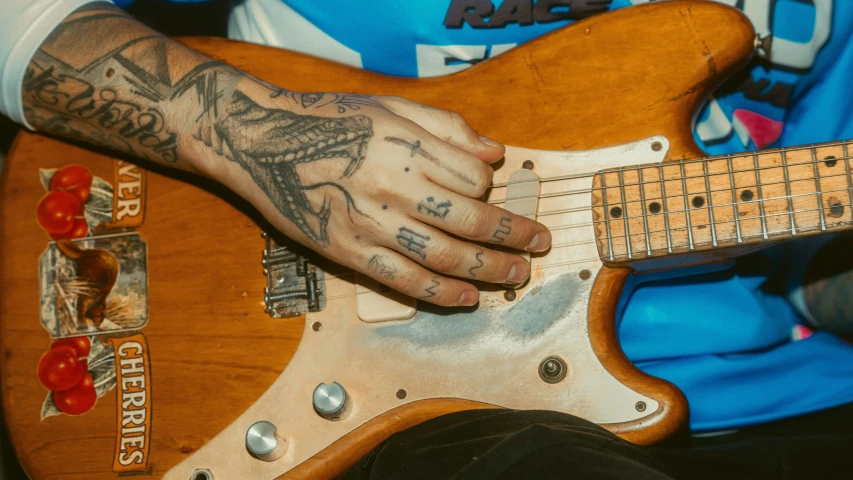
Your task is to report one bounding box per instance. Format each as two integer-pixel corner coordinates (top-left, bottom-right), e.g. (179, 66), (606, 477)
(2, 2), (850, 479)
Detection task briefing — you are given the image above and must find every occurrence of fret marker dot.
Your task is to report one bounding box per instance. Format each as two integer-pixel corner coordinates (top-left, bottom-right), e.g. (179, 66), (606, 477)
(829, 198), (844, 218)
(691, 196), (705, 208)
(609, 206), (623, 218)
(824, 156), (837, 168)
(740, 190), (754, 202)
(648, 202), (661, 214)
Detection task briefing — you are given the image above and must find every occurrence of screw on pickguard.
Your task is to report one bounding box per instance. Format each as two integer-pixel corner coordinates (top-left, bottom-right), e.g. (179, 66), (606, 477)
(261, 230), (326, 318)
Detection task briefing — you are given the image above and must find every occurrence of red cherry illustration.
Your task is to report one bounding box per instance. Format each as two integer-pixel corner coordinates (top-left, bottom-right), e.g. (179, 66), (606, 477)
(37, 191), (82, 235)
(50, 165), (93, 203)
(37, 346), (84, 392)
(53, 373), (97, 415)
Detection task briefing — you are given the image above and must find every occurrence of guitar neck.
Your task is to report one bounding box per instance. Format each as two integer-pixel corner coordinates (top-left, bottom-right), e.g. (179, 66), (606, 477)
(592, 139), (853, 261)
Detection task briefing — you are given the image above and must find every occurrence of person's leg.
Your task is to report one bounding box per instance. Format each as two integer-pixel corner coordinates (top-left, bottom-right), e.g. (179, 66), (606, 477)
(343, 405), (853, 480)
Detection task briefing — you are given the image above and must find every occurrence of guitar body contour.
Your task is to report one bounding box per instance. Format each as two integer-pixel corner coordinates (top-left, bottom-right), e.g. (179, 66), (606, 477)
(0, 2), (755, 479)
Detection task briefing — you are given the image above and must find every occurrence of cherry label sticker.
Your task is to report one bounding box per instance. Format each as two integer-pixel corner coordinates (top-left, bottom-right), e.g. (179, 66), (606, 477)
(110, 334), (152, 474)
(39, 232), (149, 339)
(39, 336), (117, 419)
(107, 160), (146, 229)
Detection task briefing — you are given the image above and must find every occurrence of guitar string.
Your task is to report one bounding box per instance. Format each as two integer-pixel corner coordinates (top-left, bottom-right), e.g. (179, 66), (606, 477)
(486, 153), (853, 205)
(487, 143), (851, 189)
(312, 217), (853, 304)
(542, 184), (853, 232)
(313, 201), (853, 287)
(534, 170), (853, 219)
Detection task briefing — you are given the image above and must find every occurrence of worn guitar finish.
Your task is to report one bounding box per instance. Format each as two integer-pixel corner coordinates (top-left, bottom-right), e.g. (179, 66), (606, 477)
(0, 2), (759, 479)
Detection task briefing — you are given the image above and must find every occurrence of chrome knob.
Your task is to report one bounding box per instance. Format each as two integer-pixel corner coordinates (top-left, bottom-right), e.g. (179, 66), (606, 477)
(312, 382), (348, 420)
(245, 421), (286, 461)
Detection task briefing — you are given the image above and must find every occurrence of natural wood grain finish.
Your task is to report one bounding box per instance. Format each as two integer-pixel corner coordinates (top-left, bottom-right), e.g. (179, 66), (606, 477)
(587, 266), (689, 444)
(0, 1), (755, 478)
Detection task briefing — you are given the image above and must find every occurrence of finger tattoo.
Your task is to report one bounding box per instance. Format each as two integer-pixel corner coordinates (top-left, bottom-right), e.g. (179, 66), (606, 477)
(469, 249), (484, 278)
(491, 217), (512, 243)
(367, 255), (397, 280)
(417, 197), (452, 219)
(419, 276), (441, 299)
(396, 227), (430, 259)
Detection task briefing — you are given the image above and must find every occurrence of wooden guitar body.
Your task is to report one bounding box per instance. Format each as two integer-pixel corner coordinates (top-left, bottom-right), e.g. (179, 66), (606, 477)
(0, 2), (756, 479)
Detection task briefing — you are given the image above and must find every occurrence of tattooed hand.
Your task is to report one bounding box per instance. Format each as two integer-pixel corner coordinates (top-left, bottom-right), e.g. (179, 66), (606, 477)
(22, 2), (552, 307)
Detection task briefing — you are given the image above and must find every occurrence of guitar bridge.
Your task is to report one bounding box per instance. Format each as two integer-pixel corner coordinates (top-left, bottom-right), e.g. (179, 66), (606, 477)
(262, 231), (326, 318)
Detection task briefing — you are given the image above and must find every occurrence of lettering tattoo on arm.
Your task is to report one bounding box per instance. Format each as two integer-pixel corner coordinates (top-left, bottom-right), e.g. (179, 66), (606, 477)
(491, 217), (512, 243)
(367, 255), (397, 280)
(417, 197), (452, 219)
(385, 136), (478, 186)
(396, 227), (430, 260)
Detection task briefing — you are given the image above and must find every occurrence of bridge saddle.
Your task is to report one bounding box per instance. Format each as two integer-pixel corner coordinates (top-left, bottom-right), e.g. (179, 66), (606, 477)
(262, 232), (326, 318)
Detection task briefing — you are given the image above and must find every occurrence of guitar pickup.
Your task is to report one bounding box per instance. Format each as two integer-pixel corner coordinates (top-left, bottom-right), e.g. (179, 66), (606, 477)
(262, 232), (326, 318)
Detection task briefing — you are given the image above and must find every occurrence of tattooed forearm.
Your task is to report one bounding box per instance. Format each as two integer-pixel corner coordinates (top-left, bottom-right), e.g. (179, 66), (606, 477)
(492, 217), (512, 243)
(417, 197), (452, 219)
(420, 277), (441, 299)
(23, 2), (381, 248)
(396, 227), (430, 259)
(368, 255), (397, 280)
(469, 249), (484, 278)
(385, 136), (478, 186)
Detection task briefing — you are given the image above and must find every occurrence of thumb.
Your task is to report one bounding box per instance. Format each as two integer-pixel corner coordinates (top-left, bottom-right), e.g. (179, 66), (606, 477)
(378, 96), (505, 163)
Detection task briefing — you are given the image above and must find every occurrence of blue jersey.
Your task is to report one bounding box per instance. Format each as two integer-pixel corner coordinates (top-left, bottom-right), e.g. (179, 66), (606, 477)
(120, 0), (853, 432)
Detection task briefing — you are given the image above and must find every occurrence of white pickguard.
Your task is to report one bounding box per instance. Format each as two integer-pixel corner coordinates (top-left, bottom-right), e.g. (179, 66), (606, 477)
(164, 137), (670, 480)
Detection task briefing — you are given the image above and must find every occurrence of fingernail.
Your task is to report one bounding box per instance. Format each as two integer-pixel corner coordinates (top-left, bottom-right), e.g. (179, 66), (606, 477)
(506, 262), (529, 283)
(457, 290), (479, 306)
(479, 135), (501, 147)
(526, 232), (551, 252)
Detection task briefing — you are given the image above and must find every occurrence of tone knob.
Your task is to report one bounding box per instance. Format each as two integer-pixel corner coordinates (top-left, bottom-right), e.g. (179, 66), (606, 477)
(245, 421), (286, 461)
(312, 381), (348, 420)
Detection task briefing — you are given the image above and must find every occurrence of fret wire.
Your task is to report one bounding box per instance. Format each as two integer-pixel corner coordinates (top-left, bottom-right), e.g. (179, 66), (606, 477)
(753, 152), (769, 240)
(702, 157), (718, 247)
(780, 150), (797, 235)
(811, 147), (827, 231)
(489, 158), (853, 206)
(599, 173), (615, 261)
(726, 155), (743, 244)
(845, 141), (853, 216)
(678, 162), (695, 251)
(658, 164), (673, 253)
(617, 168), (633, 259)
(637, 167), (652, 256)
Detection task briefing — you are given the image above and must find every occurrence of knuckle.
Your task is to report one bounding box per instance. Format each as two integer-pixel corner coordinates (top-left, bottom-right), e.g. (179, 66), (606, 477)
(458, 208), (492, 239)
(447, 111), (471, 131)
(468, 165), (493, 197)
(392, 269), (420, 294)
(429, 244), (463, 273)
(366, 170), (397, 198)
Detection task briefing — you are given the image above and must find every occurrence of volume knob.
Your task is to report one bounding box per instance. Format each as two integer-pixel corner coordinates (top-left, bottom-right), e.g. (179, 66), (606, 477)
(312, 382), (348, 420)
(245, 421), (286, 461)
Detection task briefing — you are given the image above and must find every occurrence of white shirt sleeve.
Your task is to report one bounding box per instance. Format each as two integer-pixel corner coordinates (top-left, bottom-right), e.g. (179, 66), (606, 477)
(0, 0), (109, 130)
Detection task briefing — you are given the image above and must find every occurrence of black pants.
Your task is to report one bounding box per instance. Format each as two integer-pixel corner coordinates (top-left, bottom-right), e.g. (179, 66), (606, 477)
(342, 403), (853, 479)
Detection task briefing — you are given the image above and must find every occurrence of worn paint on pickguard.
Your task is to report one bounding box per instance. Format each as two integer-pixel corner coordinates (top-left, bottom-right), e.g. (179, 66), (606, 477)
(373, 273), (580, 349)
